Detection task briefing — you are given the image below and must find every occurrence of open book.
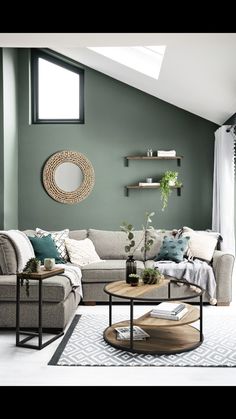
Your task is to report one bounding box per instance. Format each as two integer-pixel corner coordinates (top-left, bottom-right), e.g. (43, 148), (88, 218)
(115, 326), (150, 340)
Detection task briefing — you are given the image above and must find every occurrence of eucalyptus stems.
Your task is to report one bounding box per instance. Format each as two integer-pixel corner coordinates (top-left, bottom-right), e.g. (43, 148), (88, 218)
(121, 211), (156, 261)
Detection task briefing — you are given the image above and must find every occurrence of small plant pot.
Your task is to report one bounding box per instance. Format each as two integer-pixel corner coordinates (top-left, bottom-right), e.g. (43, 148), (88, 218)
(143, 275), (160, 285)
(129, 276), (139, 286)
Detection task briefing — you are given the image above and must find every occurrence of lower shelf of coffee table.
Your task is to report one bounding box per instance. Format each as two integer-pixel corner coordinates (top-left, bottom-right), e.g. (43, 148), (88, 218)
(104, 320), (202, 355)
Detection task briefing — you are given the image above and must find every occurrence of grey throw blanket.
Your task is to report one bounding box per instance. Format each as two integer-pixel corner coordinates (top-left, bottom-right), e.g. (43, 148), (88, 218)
(154, 258), (217, 304)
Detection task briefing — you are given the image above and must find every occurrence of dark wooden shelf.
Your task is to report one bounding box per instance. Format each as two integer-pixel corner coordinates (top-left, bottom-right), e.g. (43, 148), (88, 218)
(125, 184), (182, 197)
(125, 156), (183, 167)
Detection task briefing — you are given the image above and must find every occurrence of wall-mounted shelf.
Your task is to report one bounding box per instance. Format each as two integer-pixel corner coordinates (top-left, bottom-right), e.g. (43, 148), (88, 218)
(125, 156), (183, 167)
(125, 184), (182, 197)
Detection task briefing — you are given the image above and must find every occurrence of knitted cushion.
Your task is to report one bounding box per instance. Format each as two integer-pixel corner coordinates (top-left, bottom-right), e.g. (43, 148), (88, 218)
(155, 236), (190, 263)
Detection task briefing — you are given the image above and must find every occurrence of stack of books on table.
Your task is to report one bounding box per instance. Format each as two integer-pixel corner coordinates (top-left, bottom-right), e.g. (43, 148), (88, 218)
(115, 326), (150, 340)
(150, 302), (188, 320)
(157, 150), (176, 157)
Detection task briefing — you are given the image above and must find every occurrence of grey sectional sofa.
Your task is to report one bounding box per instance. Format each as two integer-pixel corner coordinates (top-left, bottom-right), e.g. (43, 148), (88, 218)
(0, 228), (234, 329)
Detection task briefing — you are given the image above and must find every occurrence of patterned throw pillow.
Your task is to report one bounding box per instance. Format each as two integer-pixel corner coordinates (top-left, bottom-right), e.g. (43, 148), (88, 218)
(155, 236), (190, 263)
(36, 228), (69, 262)
(65, 238), (103, 266)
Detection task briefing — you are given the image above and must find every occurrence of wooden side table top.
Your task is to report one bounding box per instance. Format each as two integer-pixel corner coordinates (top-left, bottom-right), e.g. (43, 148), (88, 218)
(17, 267), (65, 280)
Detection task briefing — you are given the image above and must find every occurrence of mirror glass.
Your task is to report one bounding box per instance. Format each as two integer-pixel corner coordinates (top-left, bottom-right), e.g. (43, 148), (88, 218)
(54, 162), (84, 192)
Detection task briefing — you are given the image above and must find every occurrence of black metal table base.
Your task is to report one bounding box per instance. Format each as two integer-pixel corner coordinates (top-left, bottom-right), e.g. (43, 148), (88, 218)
(16, 277), (64, 350)
(16, 330), (64, 350)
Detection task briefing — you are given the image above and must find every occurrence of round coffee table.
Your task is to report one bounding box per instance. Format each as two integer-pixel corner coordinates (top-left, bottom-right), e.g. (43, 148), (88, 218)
(103, 278), (204, 355)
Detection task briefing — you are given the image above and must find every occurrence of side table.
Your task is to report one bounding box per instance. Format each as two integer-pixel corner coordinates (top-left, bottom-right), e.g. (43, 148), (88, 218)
(16, 267), (65, 350)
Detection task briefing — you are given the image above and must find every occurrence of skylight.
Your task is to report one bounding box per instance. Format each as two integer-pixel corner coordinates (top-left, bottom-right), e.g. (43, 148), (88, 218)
(87, 46), (166, 80)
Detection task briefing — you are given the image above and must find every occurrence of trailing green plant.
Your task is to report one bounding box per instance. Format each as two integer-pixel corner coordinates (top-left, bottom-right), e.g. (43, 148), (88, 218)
(141, 268), (162, 285)
(21, 257), (41, 297)
(120, 211), (156, 261)
(160, 171), (182, 211)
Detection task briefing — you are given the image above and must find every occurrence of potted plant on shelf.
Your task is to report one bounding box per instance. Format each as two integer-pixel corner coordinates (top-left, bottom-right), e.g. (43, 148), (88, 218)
(141, 268), (163, 285)
(160, 171), (182, 211)
(120, 211), (156, 283)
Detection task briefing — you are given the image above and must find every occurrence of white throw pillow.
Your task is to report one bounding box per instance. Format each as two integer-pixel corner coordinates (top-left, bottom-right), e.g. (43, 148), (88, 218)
(65, 238), (102, 266)
(182, 226), (218, 263)
(36, 228), (69, 262)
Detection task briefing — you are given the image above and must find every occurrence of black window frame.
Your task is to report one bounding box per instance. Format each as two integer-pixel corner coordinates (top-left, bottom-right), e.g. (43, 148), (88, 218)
(31, 49), (84, 124)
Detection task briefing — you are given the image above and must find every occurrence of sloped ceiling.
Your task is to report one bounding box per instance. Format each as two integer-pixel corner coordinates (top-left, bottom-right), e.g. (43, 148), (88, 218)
(1, 33), (236, 124)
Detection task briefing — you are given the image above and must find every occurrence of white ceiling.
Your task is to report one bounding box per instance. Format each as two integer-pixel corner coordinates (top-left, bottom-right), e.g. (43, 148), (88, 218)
(1, 33), (236, 124)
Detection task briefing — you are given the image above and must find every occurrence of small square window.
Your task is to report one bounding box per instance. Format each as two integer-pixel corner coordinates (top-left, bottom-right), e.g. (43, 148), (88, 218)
(31, 49), (84, 124)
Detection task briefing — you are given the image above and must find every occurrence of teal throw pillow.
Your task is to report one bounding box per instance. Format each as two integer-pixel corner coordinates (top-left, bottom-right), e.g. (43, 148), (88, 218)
(155, 236), (190, 263)
(29, 234), (65, 264)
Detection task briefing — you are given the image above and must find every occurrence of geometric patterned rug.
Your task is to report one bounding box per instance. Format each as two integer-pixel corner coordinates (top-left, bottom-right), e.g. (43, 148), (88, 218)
(48, 313), (236, 367)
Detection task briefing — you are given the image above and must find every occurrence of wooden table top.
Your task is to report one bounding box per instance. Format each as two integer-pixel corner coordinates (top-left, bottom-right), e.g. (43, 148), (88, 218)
(104, 279), (204, 301)
(17, 267), (65, 280)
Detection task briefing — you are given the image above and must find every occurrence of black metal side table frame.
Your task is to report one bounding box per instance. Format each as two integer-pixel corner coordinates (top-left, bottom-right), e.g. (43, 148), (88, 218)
(16, 273), (64, 350)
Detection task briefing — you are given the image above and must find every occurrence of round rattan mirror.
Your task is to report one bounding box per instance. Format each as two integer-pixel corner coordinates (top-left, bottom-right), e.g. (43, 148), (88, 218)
(43, 150), (95, 204)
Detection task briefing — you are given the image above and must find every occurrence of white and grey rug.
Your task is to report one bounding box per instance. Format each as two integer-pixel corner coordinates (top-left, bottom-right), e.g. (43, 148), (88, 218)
(48, 312), (236, 367)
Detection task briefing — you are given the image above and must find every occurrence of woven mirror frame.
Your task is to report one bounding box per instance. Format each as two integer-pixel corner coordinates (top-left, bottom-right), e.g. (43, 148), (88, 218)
(43, 150), (95, 204)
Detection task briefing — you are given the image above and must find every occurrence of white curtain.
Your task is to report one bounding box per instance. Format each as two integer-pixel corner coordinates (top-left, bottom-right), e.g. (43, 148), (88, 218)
(212, 126), (235, 255)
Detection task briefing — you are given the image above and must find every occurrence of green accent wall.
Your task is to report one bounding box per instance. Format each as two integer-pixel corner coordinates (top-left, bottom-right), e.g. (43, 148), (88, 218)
(3, 49), (18, 229)
(18, 49), (218, 231)
(0, 48), (18, 229)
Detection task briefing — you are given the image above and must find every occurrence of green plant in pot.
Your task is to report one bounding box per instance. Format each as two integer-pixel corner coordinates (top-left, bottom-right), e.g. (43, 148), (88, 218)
(129, 273), (140, 286)
(142, 268), (163, 285)
(20, 257), (41, 297)
(160, 171), (182, 211)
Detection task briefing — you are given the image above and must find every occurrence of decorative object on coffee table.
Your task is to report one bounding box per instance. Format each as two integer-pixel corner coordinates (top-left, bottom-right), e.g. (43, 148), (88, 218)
(142, 268), (163, 285)
(129, 273), (140, 286)
(126, 256), (137, 283)
(121, 211), (156, 282)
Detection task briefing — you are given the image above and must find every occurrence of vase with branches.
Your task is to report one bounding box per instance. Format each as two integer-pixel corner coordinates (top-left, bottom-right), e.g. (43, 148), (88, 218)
(120, 211), (156, 283)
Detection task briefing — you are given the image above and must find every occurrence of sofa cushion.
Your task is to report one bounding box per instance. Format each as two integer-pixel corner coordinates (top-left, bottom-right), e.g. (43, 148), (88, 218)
(65, 238), (102, 266)
(81, 260), (145, 283)
(29, 235), (65, 264)
(0, 274), (72, 302)
(69, 230), (88, 240)
(36, 228), (69, 262)
(88, 229), (145, 260)
(145, 229), (174, 260)
(155, 236), (190, 263)
(24, 229), (37, 237)
(0, 235), (17, 275)
(181, 226), (218, 263)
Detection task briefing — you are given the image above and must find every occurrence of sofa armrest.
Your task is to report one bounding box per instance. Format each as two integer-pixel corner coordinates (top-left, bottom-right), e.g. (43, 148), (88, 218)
(212, 250), (235, 304)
